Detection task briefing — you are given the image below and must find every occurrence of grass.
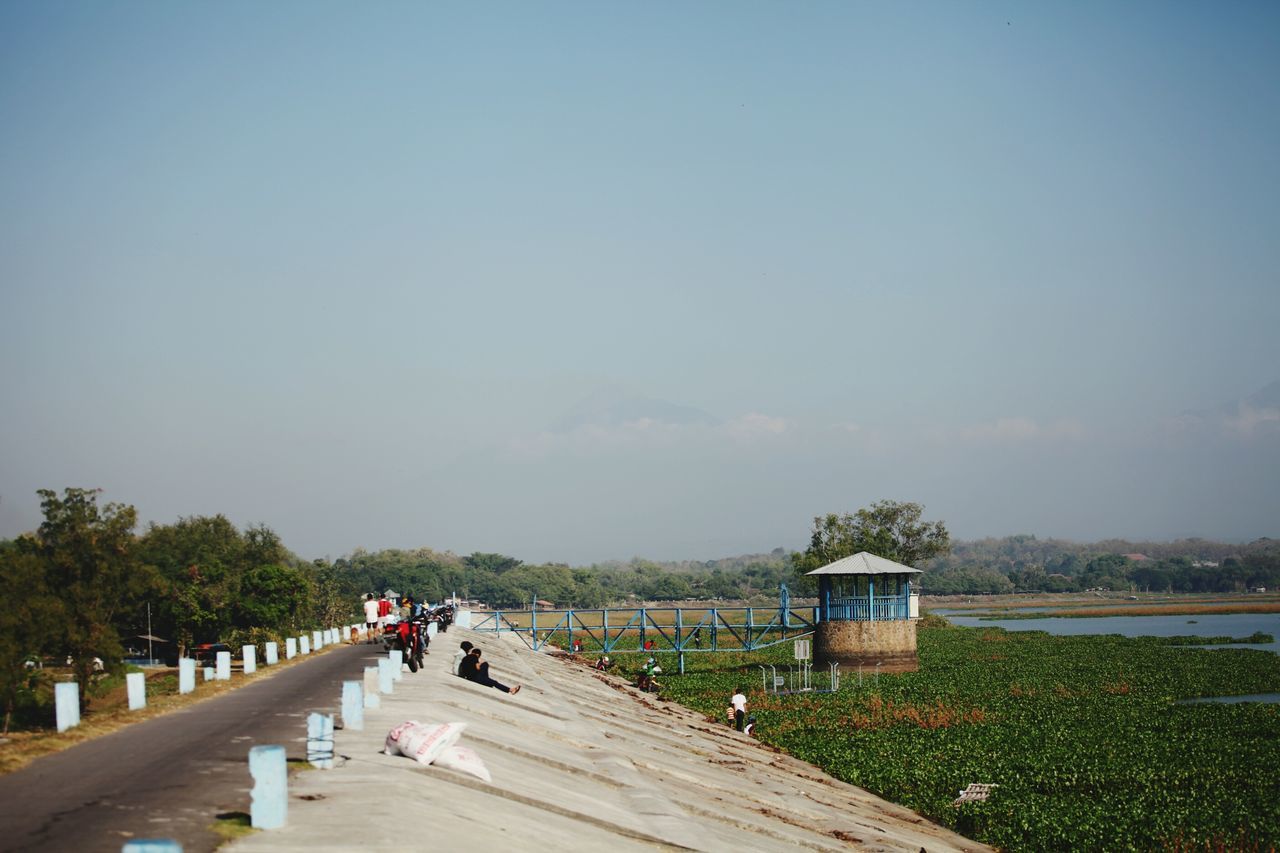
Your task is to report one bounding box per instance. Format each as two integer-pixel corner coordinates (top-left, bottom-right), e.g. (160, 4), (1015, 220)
(211, 811), (256, 844)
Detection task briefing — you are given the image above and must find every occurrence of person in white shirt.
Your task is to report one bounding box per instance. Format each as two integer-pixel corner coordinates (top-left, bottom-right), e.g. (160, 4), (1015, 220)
(362, 594), (380, 644)
(731, 687), (747, 732)
(452, 641), (473, 675)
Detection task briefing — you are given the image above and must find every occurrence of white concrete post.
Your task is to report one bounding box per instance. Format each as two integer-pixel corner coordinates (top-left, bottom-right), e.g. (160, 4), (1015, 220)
(285, 637), (297, 659)
(242, 645), (257, 675)
(312, 630), (322, 650)
(216, 650), (231, 681)
(341, 681), (364, 731)
(126, 672), (146, 710)
(249, 744), (287, 829)
(377, 658), (396, 694)
(122, 840), (183, 852)
(203, 666), (214, 682)
(178, 658), (196, 694)
(265, 641), (278, 666)
(300, 635), (310, 655)
(389, 648), (403, 678)
(306, 712), (334, 769)
(55, 682), (80, 732)
(363, 666), (381, 707)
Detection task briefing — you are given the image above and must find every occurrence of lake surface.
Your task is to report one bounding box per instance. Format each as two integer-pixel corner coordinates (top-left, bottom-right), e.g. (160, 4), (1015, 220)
(935, 610), (1280, 653)
(1179, 692), (1280, 704)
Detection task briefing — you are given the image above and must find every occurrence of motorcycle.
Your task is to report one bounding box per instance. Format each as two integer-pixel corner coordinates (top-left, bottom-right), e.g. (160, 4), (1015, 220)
(382, 614), (428, 672)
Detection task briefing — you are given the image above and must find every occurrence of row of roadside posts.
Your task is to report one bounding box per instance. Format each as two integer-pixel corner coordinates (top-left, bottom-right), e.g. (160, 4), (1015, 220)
(119, 623), (432, 852)
(55, 625), (367, 734)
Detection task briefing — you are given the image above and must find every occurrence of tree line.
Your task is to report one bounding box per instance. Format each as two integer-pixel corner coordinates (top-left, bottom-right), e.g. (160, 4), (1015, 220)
(3, 489), (1273, 730)
(921, 535), (1280, 595)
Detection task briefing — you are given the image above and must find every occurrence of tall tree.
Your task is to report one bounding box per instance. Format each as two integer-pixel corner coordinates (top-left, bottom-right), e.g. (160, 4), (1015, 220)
(136, 515), (245, 655)
(794, 500), (951, 576)
(22, 489), (154, 704)
(0, 549), (60, 732)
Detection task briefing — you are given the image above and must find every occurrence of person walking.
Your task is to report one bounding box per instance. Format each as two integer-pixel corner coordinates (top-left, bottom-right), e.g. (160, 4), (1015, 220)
(731, 686), (747, 732)
(362, 593), (380, 644)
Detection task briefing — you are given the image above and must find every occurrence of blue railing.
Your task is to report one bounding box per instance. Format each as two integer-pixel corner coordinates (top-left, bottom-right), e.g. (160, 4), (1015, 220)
(470, 605), (817, 654)
(825, 596), (910, 621)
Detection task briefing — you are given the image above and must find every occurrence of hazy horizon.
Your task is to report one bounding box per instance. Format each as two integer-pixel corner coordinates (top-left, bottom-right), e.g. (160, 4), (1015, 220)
(3, 3), (1278, 564)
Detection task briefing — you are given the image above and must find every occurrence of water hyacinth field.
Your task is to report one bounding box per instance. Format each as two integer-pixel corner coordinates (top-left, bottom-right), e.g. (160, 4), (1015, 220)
(653, 620), (1280, 851)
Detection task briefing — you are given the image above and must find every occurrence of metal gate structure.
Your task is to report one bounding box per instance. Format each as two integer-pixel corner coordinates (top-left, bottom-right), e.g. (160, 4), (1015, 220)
(470, 604), (818, 659)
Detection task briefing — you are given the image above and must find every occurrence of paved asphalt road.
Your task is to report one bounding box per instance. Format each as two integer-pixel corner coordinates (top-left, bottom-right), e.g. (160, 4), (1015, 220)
(0, 642), (391, 852)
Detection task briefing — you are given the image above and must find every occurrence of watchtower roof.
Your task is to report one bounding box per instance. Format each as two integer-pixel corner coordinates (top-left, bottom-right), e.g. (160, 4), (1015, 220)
(805, 551), (922, 576)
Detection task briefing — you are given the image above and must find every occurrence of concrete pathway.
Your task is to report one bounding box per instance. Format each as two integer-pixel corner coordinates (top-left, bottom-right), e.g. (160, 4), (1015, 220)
(230, 628), (991, 852)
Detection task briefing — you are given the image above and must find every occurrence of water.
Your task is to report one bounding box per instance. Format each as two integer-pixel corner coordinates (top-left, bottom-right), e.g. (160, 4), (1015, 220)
(935, 610), (1280, 653)
(1180, 693), (1280, 705)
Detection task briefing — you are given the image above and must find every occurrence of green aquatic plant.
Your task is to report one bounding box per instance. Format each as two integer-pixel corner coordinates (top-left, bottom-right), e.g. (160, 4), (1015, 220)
(661, 626), (1280, 851)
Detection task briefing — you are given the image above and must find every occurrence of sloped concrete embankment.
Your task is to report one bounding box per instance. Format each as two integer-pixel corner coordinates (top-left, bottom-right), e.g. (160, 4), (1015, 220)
(229, 629), (990, 852)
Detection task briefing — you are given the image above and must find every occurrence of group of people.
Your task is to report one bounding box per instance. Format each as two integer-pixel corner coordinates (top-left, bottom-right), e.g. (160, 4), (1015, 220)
(452, 640), (521, 695)
(361, 592), (395, 642)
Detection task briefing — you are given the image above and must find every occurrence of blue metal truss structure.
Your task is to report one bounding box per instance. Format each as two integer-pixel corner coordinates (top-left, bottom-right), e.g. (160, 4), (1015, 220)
(470, 604), (818, 655)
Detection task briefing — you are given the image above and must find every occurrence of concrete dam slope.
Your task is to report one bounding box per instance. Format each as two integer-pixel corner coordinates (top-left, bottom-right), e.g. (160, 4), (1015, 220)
(230, 628), (990, 853)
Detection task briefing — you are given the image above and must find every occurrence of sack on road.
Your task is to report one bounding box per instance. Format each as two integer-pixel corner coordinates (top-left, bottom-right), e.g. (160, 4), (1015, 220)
(401, 722), (468, 766)
(384, 720), (423, 756)
(432, 744), (491, 783)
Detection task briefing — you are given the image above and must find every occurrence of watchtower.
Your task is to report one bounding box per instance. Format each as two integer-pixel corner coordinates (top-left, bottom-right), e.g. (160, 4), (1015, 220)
(806, 552), (922, 673)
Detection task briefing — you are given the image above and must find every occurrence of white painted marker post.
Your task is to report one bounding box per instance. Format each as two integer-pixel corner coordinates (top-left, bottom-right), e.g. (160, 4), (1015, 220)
(54, 682), (79, 732)
(341, 681), (364, 731)
(377, 658), (395, 694)
(363, 666), (381, 707)
(249, 744), (287, 829)
(312, 630), (322, 650)
(242, 645), (257, 675)
(307, 712), (334, 769)
(122, 840), (183, 852)
(389, 649), (403, 679)
(265, 641), (278, 666)
(126, 672), (146, 710)
(286, 637), (297, 659)
(215, 651), (231, 681)
(299, 635), (311, 655)
(178, 658), (196, 694)
(203, 666), (214, 682)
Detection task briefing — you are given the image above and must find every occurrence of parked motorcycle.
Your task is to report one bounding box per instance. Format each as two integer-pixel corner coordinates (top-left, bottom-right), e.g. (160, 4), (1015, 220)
(382, 614), (428, 672)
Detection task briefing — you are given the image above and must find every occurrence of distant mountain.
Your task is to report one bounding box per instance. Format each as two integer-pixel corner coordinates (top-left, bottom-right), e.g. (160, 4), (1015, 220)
(1169, 379), (1280, 438)
(1243, 380), (1280, 409)
(551, 388), (720, 433)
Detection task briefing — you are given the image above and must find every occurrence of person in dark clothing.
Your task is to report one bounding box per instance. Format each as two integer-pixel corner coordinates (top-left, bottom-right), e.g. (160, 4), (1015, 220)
(460, 647), (521, 695)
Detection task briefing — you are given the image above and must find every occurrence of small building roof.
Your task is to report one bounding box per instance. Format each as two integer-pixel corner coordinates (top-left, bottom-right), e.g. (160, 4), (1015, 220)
(805, 551), (922, 576)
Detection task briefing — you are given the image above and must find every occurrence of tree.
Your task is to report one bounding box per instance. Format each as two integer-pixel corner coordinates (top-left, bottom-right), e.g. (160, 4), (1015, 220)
(21, 489), (154, 704)
(0, 549), (60, 733)
(136, 515), (246, 655)
(793, 500), (951, 576)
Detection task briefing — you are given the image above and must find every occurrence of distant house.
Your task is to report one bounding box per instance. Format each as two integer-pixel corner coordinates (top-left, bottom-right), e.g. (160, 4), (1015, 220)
(534, 599), (557, 609)
(1122, 553), (1150, 562)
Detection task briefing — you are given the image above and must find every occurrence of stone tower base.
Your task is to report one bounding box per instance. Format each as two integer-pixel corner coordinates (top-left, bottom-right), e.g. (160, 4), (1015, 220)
(815, 620), (919, 673)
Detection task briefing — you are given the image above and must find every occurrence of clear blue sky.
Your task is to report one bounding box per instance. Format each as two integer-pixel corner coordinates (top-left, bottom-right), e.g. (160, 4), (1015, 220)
(2, 1), (1277, 563)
